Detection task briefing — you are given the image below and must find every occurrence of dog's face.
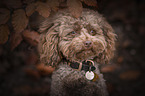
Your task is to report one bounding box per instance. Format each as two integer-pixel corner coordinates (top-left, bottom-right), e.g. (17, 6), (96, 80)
(59, 22), (106, 62)
(38, 9), (116, 66)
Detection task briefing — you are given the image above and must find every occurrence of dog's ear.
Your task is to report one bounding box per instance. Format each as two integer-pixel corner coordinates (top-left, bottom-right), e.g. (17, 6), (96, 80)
(38, 20), (61, 67)
(97, 19), (116, 64)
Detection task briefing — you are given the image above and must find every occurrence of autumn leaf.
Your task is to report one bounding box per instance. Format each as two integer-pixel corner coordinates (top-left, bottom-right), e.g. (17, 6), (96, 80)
(58, 0), (65, 2)
(12, 9), (29, 33)
(3, 0), (22, 9)
(35, 1), (51, 18)
(22, 30), (40, 46)
(119, 70), (141, 80)
(67, 0), (82, 18)
(46, 0), (60, 11)
(10, 32), (23, 50)
(0, 8), (10, 25)
(117, 56), (124, 63)
(36, 63), (55, 75)
(23, 0), (35, 4)
(24, 67), (40, 79)
(0, 25), (10, 44)
(26, 3), (36, 16)
(13, 85), (31, 96)
(101, 65), (119, 73)
(26, 52), (38, 65)
(81, 0), (97, 7)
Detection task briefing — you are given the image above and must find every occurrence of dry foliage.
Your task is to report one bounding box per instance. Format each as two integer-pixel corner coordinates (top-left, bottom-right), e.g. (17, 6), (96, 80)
(0, 0), (97, 50)
(46, 0), (60, 11)
(12, 9), (29, 33)
(0, 25), (10, 44)
(10, 32), (23, 50)
(101, 65), (119, 73)
(81, 0), (97, 6)
(22, 30), (40, 46)
(36, 63), (55, 75)
(119, 70), (141, 80)
(23, 0), (35, 4)
(36, 1), (51, 18)
(0, 8), (10, 25)
(24, 67), (40, 79)
(67, 0), (83, 18)
(26, 3), (36, 16)
(3, 0), (22, 9)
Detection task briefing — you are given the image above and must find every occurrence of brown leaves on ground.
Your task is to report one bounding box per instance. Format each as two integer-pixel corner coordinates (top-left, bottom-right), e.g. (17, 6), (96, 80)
(3, 0), (22, 9)
(25, 51), (39, 65)
(0, 25), (10, 44)
(101, 64), (119, 73)
(13, 84), (50, 96)
(24, 67), (40, 79)
(46, 0), (60, 11)
(35, 1), (51, 18)
(36, 63), (55, 75)
(12, 9), (29, 33)
(22, 30), (40, 46)
(10, 32), (23, 50)
(81, 0), (97, 7)
(119, 70), (141, 80)
(117, 56), (124, 63)
(26, 3), (36, 16)
(67, 0), (83, 18)
(23, 0), (35, 4)
(0, 8), (10, 25)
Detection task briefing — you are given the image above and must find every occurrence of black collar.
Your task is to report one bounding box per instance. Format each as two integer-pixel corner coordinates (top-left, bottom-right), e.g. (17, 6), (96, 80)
(69, 60), (96, 72)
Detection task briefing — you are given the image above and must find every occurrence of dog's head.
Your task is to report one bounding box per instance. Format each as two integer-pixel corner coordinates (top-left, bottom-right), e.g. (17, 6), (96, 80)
(38, 9), (116, 67)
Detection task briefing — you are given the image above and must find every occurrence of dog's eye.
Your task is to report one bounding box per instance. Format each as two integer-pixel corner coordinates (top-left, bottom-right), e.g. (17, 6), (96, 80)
(70, 31), (76, 35)
(90, 30), (96, 36)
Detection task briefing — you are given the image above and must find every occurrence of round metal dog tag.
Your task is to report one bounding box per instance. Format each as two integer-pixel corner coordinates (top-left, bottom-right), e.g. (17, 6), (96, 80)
(85, 71), (95, 80)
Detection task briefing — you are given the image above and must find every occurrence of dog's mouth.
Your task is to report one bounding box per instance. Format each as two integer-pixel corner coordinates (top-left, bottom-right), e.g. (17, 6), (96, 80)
(76, 48), (95, 54)
(75, 48), (97, 60)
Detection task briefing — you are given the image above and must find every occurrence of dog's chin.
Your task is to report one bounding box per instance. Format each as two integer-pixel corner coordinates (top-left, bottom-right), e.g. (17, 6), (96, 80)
(74, 49), (97, 61)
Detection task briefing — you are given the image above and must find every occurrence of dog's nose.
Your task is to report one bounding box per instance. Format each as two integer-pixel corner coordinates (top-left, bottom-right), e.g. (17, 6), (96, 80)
(84, 41), (92, 48)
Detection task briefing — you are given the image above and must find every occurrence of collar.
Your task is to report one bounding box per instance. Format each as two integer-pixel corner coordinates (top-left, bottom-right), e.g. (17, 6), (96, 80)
(68, 60), (96, 72)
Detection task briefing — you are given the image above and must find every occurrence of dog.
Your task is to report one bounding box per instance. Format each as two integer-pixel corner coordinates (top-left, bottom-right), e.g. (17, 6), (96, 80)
(38, 9), (116, 96)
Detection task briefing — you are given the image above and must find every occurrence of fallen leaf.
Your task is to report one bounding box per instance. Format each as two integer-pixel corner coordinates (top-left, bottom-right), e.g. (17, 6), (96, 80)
(59, 1), (67, 8)
(23, 0), (35, 4)
(0, 25), (10, 44)
(122, 40), (131, 48)
(26, 51), (38, 65)
(46, 0), (60, 11)
(101, 64), (118, 73)
(26, 3), (36, 16)
(12, 9), (29, 33)
(119, 70), (141, 80)
(81, 0), (97, 7)
(106, 83), (114, 93)
(117, 56), (124, 63)
(10, 32), (23, 50)
(13, 85), (31, 96)
(58, 0), (65, 2)
(0, 8), (10, 25)
(36, 63), (55, 75)
(22, 30), (40, 46)
(67, 0), (82, 18)
(24, 67), (40, 79)
(3, 0), (22, 9)
(36, 1), (51, 18)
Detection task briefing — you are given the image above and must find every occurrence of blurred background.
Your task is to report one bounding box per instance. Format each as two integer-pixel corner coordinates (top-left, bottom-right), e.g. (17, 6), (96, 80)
(0, 0), (145, 96)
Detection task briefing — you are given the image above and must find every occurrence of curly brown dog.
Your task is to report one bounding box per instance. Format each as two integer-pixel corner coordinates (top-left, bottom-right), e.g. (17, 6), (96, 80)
(38, 9), (116, 96)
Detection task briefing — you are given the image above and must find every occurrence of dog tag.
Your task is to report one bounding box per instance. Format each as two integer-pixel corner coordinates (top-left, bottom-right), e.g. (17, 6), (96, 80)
(85, 71), (95, 80)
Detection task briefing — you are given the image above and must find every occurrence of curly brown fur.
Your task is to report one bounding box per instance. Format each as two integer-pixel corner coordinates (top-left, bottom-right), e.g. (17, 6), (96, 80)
(38, 9), (116, 96)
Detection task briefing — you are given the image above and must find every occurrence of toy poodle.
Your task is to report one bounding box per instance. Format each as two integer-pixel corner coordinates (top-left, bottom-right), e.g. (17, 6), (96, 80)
(38, 9), (116, 96)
